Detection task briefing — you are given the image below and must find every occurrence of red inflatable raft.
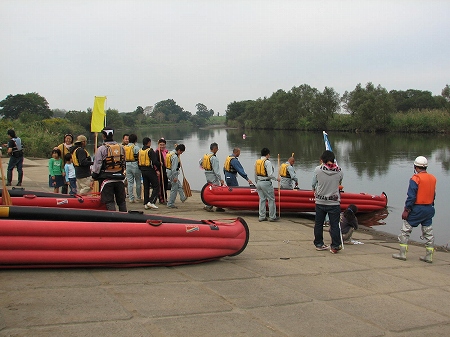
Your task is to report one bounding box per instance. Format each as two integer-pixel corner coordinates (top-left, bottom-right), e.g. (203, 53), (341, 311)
(0, 189), (105, 210)
(201, 183), (387, 213)
(0, 206), (249, 268)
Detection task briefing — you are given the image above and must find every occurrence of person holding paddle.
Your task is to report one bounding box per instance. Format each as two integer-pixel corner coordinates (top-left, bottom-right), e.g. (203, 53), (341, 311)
(312, 150), (343, 253)
(156, 138), (169, 205)
(138, 137), (160, 210)
(166, 144), (187, 209)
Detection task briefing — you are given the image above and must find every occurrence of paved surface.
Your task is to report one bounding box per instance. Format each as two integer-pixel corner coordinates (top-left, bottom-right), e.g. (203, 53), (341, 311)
(1, 158), (450, 336)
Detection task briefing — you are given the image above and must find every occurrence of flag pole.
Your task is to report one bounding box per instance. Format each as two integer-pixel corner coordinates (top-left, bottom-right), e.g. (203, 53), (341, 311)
(91, 96), (107, 193)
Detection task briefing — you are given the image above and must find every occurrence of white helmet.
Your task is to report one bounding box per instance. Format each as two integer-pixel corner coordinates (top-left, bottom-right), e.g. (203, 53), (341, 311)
(414, 156), (428, 168)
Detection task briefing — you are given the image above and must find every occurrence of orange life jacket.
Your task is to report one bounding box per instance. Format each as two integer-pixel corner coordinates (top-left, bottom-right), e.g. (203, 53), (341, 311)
(411, 172), (436, 204)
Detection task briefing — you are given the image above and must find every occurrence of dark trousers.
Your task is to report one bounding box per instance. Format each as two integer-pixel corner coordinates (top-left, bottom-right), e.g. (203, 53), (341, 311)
(314, 203), (341, 249)
(141, 169), (159, 205)
(158, 168), (168, 203)
(99, 180), (127, 212)
(7, 155), (23, 184)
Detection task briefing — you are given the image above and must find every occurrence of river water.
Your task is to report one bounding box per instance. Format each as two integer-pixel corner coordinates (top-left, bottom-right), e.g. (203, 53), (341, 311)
(107, 127), (450, 247)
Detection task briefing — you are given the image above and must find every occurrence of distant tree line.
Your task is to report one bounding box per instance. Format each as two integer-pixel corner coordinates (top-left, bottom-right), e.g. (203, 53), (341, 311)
(0, 94), (221, 158)
(226, 83), (450, 132)
(0, 94), (219, 131)
(2, 83), (450, 136)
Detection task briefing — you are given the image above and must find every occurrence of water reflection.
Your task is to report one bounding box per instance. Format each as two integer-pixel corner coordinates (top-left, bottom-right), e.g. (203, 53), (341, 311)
(358, 208), (389, 227)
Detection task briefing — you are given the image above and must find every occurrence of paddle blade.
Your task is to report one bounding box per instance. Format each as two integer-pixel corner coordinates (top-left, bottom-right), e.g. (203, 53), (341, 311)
(183, 178), (192, 197)
(2, 187), (11, 205)
(0, 158), (12, 205)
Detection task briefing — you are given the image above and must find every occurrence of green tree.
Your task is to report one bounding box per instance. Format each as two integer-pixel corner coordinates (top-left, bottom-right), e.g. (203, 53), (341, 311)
(342, 83), (394, 132)
(65, 110), (91, 131)
(442, 84), (450, 102)
(226, 100), (251, 125)
(195, 103), (214, 120)
(310, 86), (340, 129)
(389, 89), (440, 112)
(135, 106), (144, 114)
(152, 99), (191, 123)
(190, 115), (207, 127)
(0, 92), (52, 120)
(52, 109), (67, 118)
(291, 84), (319, 121)
(104, 108), (123, 129)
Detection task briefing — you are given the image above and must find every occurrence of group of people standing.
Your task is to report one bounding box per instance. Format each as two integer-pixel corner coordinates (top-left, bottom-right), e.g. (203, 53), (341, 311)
(49, 133), (92, 195)
(46, 127), (188, 213)
(201, 141), (437, 262)
(121, 135), (187, 210)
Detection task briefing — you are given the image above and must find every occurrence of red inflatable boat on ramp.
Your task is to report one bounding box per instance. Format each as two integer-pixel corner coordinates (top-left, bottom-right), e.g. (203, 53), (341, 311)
(0, 188), (105, 210)
(0, 206), (249, 269)
(201, 183), (387, 213)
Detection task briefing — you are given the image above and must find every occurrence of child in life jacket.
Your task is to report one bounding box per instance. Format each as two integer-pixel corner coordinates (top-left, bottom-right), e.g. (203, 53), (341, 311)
(340, 204), (358, 243)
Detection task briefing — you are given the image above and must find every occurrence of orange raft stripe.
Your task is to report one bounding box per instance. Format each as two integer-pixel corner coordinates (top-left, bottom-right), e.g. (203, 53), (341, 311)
(0, 206), (10, 217)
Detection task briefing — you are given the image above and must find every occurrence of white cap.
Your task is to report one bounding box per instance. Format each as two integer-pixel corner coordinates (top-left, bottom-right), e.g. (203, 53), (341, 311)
(414, 156), (428, 168)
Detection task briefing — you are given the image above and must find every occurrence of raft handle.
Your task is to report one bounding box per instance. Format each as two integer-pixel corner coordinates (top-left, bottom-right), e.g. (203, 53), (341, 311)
(146, 220), (162, 226)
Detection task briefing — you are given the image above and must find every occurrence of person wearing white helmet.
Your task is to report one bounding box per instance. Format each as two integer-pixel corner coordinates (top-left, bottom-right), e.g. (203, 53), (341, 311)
(392, 156), (436, 263)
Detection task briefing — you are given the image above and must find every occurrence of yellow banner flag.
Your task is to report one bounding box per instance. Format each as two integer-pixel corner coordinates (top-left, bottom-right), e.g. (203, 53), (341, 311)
(91, 96), (106, 132)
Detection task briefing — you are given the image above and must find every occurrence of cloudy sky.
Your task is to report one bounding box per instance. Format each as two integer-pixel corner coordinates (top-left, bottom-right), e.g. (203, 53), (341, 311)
(1, 0), (449, 114)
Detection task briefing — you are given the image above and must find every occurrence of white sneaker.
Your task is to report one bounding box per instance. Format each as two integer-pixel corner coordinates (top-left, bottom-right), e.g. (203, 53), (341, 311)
(146, 202), (158, 209)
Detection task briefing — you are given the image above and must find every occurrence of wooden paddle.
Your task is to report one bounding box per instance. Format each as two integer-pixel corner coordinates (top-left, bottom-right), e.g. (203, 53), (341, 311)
(178, 157), (192, 197)
(277, 153), (281, 217)
(0, 153), (12, 205)
(158, 145), (166, 203)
